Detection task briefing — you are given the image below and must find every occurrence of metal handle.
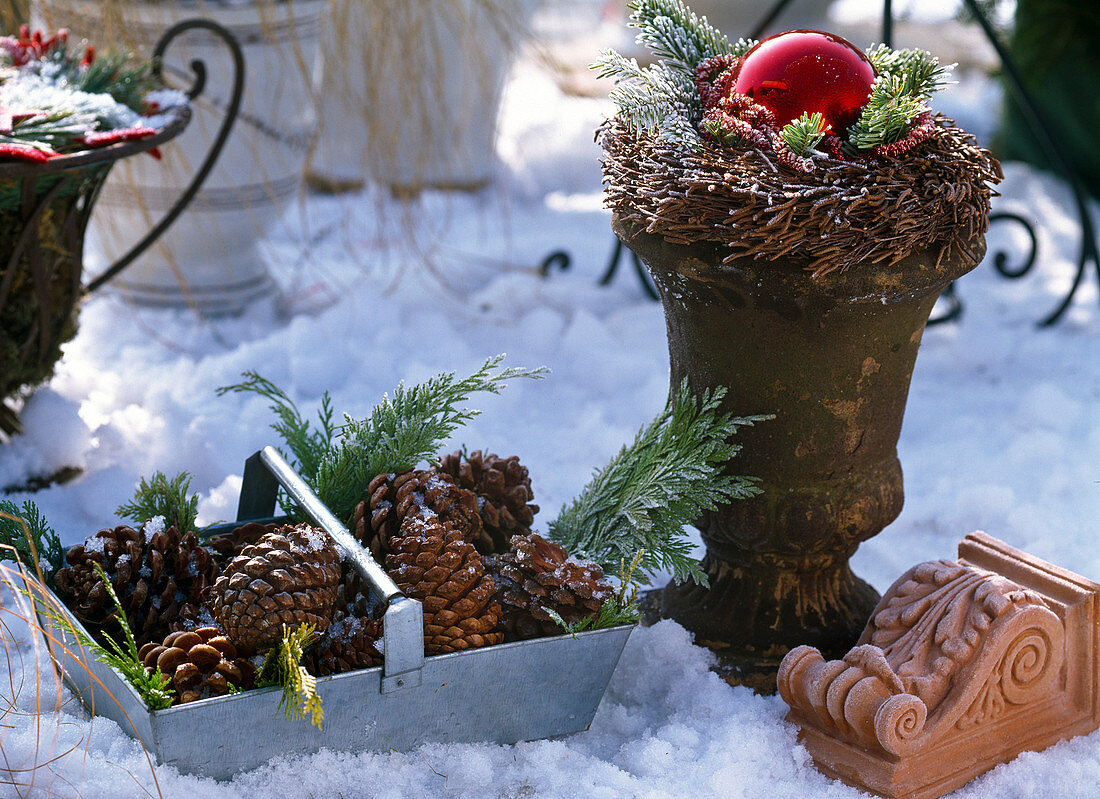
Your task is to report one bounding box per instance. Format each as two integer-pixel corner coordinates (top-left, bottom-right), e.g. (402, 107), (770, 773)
(86, 18), (246, 294)
(250, 447), (425, 692)
(257, 447), (402, 604)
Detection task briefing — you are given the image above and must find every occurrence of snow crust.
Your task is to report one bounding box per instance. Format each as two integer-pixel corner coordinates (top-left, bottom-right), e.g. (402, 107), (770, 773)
(0, 11), (1097, 798)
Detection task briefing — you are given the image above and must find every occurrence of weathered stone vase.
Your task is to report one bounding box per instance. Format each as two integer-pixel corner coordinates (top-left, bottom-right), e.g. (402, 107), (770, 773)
(614, 213), (986, 692)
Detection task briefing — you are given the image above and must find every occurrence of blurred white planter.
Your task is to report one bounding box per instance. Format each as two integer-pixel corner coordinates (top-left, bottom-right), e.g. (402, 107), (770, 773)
(307, 0), (534, 194)
(35, 0), (322, 313)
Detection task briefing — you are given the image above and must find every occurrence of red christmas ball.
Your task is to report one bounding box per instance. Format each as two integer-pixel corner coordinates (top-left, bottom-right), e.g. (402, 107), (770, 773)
(732, 30), (875, 135)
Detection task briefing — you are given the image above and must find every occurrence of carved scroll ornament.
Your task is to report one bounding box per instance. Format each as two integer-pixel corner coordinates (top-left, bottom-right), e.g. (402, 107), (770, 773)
(777, 532), (1100, 799)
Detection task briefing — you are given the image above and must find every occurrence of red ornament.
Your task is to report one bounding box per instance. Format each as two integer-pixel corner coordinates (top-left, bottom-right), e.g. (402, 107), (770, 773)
(732, 30), (875, 135)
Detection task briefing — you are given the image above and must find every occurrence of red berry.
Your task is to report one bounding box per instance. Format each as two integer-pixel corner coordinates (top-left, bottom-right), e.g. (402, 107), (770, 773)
(732, 30), (875, 135)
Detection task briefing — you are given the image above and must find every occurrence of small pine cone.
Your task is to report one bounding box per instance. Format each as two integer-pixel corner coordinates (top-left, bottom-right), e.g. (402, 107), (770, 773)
(139, 626), (256, 704)
(437, 450), (540, 554)
(353, 468), (483, 561)
(386, 517), (503, 655)
(306, 615), (383, 676)
(53, 520), (218, 647)
(210, 523), (341, 655)
(485, 533), (615, 641)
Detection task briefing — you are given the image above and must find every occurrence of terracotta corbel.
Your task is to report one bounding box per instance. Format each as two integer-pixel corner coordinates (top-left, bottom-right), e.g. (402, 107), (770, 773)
(778, 531), (1100, 799)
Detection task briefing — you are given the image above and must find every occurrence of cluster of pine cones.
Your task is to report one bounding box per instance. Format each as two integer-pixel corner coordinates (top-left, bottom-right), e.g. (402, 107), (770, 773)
(54, 451), (615, 707)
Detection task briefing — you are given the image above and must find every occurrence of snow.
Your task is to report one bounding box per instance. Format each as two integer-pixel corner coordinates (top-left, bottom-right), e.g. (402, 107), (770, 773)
(0, 6), (1098, 798)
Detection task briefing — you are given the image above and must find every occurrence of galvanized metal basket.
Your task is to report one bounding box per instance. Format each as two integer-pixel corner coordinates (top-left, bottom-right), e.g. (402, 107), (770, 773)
(32, 447), (634, 779)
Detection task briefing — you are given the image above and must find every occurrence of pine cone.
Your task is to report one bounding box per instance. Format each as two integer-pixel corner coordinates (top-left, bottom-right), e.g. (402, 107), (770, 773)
(306, 615), (383, 676)
(210, 523), (341, 655)
(53, 520), (218, 647)
(352, 468), (483, 561)
(139, 626), (257, 704)
(386, 516), (503, 655)
(205, 521), (280, 569)
(485, 533), (615, 641)
(437, 450), (539, 554)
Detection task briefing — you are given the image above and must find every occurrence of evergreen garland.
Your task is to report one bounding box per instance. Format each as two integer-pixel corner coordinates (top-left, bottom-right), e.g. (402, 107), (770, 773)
(548, 378), (766, 586)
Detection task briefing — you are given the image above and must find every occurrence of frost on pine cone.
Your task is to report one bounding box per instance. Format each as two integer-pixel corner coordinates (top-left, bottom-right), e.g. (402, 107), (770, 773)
(306, 615), (383, 676)
(139, 626), (257, 704)
(486, 533), (615, 641)
(352, 468), (483, 562)
(386, 516), (503, 655)
(210, 523), (340, 655)
(205, 520), (280, 569)
(437, 450), (539, 554)
(53, 520), (218, 646)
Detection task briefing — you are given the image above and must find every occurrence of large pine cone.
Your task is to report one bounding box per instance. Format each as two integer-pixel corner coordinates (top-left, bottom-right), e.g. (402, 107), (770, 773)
(210, 523), (341, 655)
(437, 450), (539, 554)
(485, 533), (615, 641)
(139, 626), (257, 704)
(205, 521), (280, 569)
(306, 615), (383, 676)
(386, 516), (503, 655)
(53, 520), (218, 647)
(351, 468), (483, 561)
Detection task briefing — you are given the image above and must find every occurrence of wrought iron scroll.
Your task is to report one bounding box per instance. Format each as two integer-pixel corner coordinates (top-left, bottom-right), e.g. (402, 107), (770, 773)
(539, 239), (658, 300)
(86, 18), (245, 293)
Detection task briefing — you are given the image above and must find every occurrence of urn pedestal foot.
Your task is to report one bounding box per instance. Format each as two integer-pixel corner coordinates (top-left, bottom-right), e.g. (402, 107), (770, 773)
(643, 553), (881, 693)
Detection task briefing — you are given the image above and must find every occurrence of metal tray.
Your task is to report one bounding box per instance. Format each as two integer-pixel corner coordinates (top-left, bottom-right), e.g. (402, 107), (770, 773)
(32, 447), (634, 779)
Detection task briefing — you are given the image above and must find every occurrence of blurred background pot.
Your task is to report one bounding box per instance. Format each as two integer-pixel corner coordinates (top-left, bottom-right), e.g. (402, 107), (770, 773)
(307, 0), (535, 195)
(35, 0), (323, 313)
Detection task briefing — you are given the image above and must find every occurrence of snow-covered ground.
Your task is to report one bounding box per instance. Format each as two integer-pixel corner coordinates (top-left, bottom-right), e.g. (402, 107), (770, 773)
(1, 3), (1098, 797)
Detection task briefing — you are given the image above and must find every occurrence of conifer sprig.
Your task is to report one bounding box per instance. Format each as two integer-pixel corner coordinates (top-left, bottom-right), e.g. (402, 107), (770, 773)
(217, 372), (337, 485)
(592, 1), (756, 151)
(116, 471), (199, 533)
(866, 45), (954, 100)
(847, 75), (929, 151)
(627, 0), (740, 76)
(221, 355), (546, 524)
(548, 378), (766, 586)
(849, 46), (954, 150)
(257, 623), (323, 730)
(0, 500), (62, 582)
(313, 355), (547, 522)
(595, 51), (701, 148)
(780, 112), (827, 156)
(27, 563), (176, 710)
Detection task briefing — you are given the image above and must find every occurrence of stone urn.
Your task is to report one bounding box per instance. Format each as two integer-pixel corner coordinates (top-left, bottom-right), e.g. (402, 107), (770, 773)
(616, 214), (986, 692)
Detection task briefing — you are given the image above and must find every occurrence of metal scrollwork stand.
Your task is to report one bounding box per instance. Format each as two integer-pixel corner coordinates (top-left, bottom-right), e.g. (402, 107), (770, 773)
(0, 19), (243, 442)
(544, 0), (1098, 327)
(86, 19), (245, 292)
